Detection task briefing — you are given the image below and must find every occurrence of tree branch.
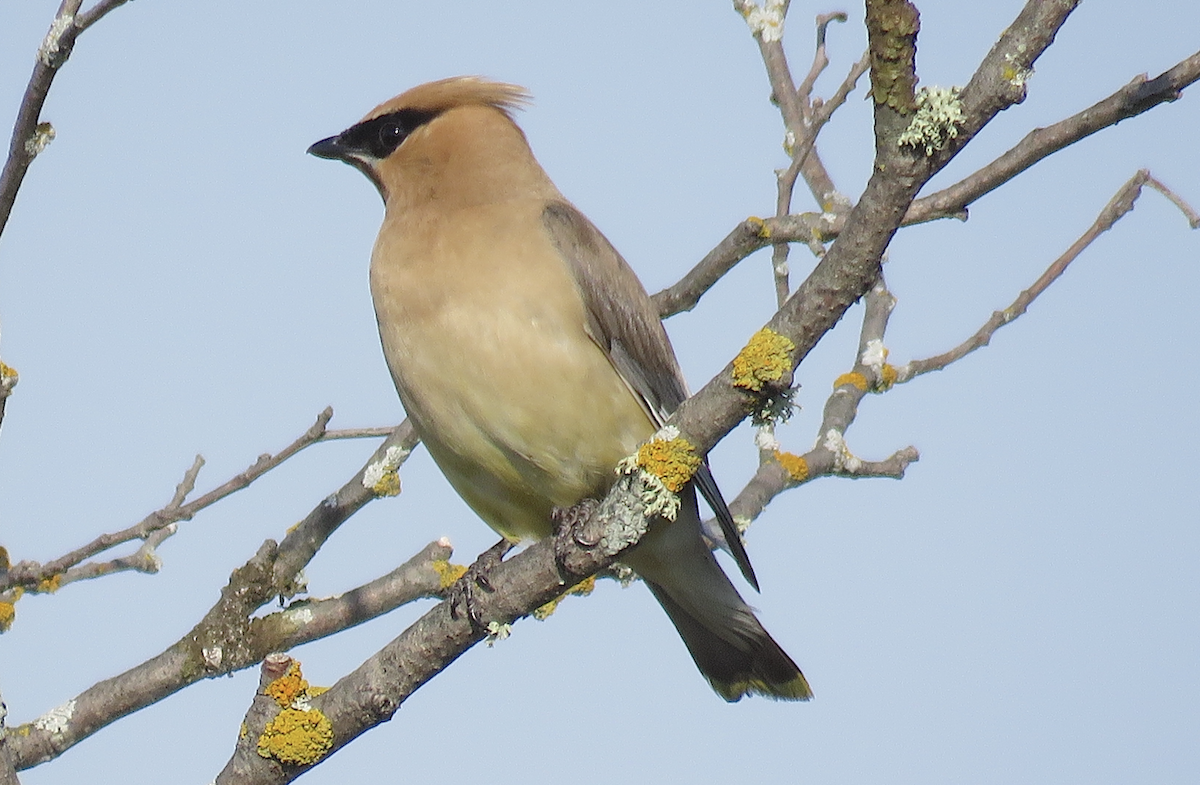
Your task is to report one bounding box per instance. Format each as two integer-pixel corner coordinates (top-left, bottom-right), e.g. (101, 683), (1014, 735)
(6, 421), (425, 771)
(214, 470), (656, 784)
(653, 47), (1198, 320)
(898, 169), (1197, 381)
(908, 52), (1200, 224)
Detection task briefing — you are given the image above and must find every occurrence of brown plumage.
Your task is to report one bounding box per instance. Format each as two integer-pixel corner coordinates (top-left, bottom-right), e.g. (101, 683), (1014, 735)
(309, 76), (810, 701)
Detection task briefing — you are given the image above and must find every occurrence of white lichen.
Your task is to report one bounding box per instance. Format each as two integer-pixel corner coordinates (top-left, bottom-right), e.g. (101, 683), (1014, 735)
(608, 562), (637, 587)
(142, 550), (163, 573)
(290, 569), (308, 596)
(34, 700), (75, 735)
(822, 429), (862, 473)
(361, 444), (408, 496)
(860, 339), (888, 375)
(652, 424), (680, 442)
(24, 122), (55, 158)
(1004, 53), (1033, 88)
(286, 607), (314, 627)
(485, 621), (511, 647)
(897, 86), (965, 156)
(615, 456), (681, 523)
(202, 646), (223, 668)
(740, 0), (786, 43)
(754, 424), (781, 452)
(37, 14), (74, 67)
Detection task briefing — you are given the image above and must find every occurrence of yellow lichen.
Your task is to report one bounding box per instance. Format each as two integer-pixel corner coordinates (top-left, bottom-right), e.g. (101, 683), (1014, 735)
(239, 722), (249, 740)
(877, 363), (898, 391)
(0, 546), (9, 571)
(833, 371), (869, 392)
(732, 328), (795, 392)
(265, 662), (309, 708)
(431, 560), (468, 590)
(774, 450), (809, 482)
(636, 437), (701, 493)
(307, 685), (329, 697)
(33, 573), (62, 594)
(0, 361), (18, 385)
(571, 575), (596, 597)
(747, 215), (771, 239)
(533, 575), (597, 621)
(0, 601), (15, 633)
(256, 708), (333, 766)
(369, 469), (401, 497)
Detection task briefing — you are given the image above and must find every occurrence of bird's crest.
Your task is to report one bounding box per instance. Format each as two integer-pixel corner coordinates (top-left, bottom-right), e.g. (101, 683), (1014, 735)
(361, 77), (531, 124)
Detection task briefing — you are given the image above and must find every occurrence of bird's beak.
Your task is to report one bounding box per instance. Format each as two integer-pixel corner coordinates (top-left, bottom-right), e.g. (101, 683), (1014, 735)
(308, 132), (387, 200)
(308, 135), (347, 161)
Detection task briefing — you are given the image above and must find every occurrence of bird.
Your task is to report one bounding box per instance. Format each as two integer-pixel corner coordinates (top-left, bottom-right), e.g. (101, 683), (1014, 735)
(308, 76), (810, 701)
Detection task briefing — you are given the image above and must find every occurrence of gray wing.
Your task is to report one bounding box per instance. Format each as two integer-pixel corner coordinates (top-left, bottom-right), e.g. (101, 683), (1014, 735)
(542, 201), (759, 591)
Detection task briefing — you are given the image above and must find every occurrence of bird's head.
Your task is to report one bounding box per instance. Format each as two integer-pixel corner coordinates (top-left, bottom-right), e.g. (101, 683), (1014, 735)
(308, 76), (543, 207)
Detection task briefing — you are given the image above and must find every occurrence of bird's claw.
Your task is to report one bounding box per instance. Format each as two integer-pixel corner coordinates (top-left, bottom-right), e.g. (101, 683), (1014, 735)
(448, 538), (513, 629)
(551, 498), (600, 580)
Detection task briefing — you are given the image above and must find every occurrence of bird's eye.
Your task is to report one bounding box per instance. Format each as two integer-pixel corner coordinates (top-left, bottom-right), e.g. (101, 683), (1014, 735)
(379, 122), (403, 145)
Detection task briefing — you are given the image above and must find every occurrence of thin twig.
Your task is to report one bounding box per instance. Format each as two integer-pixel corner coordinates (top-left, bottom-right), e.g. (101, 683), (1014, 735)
(769, 15), (860, 306)
(733, 0), (840, 208)
(75, 0), (130, 31)
(0, 409), (334, 594)
(898, 170), (1196, 381)
(320, 426), (395, 441)
(652, 211), (845, 317)
(0, 1), (132, 237)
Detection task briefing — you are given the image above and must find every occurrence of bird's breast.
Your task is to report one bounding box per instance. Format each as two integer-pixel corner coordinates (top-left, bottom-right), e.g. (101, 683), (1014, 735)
(369, 201), (653, 541)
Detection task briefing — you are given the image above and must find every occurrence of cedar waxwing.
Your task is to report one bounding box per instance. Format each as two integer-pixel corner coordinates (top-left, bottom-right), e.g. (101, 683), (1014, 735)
(309, 77), (810, 701)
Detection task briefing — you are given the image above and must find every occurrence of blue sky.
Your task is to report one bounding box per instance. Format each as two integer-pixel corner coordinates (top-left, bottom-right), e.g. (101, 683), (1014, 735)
(0, 2), (1197, 783)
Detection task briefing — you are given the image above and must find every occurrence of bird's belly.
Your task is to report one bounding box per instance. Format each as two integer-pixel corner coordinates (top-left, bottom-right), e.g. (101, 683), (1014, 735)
(379, 298), (653, 542)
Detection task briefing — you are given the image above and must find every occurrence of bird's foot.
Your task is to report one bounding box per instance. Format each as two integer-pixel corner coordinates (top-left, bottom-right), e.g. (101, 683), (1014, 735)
(551, 498), (600, 580)
(448, 538), (513, 629)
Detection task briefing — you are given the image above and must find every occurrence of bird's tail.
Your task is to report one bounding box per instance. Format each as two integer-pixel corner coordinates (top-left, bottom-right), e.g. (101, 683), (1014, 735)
(623, 493), (812, 702)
